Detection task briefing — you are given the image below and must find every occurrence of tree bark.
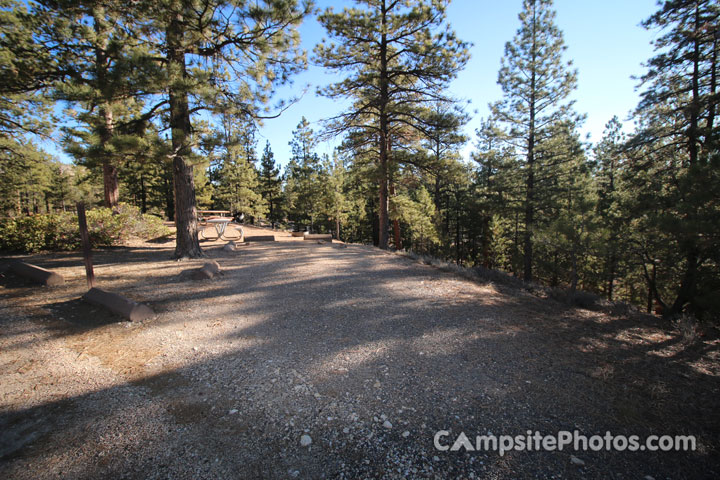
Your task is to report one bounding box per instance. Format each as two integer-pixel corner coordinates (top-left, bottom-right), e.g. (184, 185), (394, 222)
(100, 108), (119, 209)
(389, 181), (401, 250)
(377, 0), (389, 250)
(167, 6), (203, 259)
(94, 6), (120, 210)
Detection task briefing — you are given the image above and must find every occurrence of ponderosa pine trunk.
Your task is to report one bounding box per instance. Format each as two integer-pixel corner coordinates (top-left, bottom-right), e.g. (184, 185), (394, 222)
(376, 0), (389, 250)
(100, 108), (119, 209)
(94, 5), (119, 210)
(167, 6), (202, 259)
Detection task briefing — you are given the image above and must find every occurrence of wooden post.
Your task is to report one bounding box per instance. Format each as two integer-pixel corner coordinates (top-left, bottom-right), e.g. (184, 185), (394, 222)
(77, 202), (95, 289)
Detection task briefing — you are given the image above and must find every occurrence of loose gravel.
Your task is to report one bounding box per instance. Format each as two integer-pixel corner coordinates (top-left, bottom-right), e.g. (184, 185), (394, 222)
(1, 227), (718, 479)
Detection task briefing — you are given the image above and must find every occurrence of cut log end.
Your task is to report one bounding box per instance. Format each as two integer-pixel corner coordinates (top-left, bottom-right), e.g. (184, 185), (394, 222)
(11, 262), (65, 286)
(82, 287), (154, 322)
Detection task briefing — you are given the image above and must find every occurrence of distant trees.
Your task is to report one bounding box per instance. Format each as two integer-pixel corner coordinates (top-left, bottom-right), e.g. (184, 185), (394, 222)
(284, 117), (327, 232)
(208, 115), (266, 221)
(258, 141), (283, 228)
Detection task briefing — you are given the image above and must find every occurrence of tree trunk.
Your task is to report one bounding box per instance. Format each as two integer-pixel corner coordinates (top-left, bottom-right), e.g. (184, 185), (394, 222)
(669, 248), (699, 316)
(377, 0), (389, 250)
(607, 252), (616, 301)
(388, 178), (401, 250)
(140, 173), (147, 213)
(167, 7), (202, 259)
(481, 216), (491, 268)
(94, 6), (120, 210)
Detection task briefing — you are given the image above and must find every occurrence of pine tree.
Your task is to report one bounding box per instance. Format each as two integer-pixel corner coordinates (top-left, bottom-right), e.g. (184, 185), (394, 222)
(140, 0), (311, 258)
(48, 0), (153, 210)
(315, 0), (469, 249)
(0, 0), (60, 214)
(490, 0), (582, 282)
(472, 118), (520, 270)
(627, 0), (719, 317)
(324, 152), (349, 240)
(209, 115), (266, 221)
(592, 116), (627, 300)
(0, 0), (57, 158)
(258, 141), (283, 228)
(285, 118), (327, 232)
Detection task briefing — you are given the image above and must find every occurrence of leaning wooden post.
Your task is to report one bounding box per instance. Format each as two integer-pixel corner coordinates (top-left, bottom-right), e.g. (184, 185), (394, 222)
(77, 202), (95, 289)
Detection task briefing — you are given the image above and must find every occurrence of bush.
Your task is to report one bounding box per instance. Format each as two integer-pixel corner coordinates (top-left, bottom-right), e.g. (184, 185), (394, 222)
(0, 204), (170, 253)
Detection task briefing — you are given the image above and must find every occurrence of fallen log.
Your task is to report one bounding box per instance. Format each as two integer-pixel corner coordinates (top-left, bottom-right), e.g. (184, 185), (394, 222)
(304, 234), (332, 242)
(82, 287), (154, 322)
(11, 262), (64, 286)
(244, 235), (275, 242)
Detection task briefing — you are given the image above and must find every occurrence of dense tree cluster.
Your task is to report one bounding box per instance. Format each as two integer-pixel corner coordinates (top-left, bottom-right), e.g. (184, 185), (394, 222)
(1, 0), (717, 319)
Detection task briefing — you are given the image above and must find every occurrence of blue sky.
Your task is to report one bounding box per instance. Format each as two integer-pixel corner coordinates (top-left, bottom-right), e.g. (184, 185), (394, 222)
(255, 0), (659, 168)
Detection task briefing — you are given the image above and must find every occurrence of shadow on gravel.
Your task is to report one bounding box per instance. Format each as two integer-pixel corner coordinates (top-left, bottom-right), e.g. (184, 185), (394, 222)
(1, 243), (719, 479)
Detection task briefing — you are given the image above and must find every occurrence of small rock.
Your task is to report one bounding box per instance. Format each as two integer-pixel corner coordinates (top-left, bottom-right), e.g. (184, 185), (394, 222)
(402, 431), (410, 438)
(570, 455), (585, 466)
(383, 420), (392, 429)
(228, 409), (238, 415)
(223, 241), (236, 252)
(300, 434), (312, 447)
(432, 456), (440, 462)
(342, 427), (350, 434)
(288, 470), (300, 478)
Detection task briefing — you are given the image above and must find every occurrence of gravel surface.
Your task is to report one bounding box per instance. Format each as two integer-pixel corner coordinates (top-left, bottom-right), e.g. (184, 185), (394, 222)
(1, 226), (719, 479)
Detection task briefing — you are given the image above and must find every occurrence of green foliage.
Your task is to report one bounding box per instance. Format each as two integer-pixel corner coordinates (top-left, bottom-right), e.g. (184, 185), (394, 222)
(258, 141), (284, 226)
(315, 0), (470, 248)
(284, 118), (329, 231)
(391, 185), (438, 249)
(489, 0), (584, 282)
(624, 0), (720, 318)
(0, 204), (169, 253)
(207, 115), (266, 218)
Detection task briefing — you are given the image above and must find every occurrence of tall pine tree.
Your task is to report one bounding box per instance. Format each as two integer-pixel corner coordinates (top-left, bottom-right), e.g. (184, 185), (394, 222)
(490, 0), (582, 282)
(315, 0), (469, 249)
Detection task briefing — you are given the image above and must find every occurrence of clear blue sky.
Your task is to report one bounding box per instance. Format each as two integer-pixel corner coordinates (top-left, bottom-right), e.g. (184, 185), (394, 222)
(256, 0), (659, 168)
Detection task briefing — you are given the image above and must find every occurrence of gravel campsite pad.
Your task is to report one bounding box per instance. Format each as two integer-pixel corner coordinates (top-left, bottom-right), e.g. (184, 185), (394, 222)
(1, 227), (719, 479)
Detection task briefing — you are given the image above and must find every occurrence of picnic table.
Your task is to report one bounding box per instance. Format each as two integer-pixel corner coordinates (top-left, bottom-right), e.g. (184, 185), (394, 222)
(197, 210), (242, 241)
(198, 210), (231, 223)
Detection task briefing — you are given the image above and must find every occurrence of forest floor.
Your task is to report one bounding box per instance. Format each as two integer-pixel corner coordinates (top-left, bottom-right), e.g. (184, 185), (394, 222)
(0, 224), (719, 479)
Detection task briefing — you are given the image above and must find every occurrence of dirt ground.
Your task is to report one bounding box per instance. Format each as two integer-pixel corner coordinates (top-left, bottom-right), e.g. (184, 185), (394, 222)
(1, 225), (719, 479)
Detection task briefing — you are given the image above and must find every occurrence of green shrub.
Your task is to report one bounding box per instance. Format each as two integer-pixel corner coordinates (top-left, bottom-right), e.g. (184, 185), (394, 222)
(0, 204), (170, 253)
